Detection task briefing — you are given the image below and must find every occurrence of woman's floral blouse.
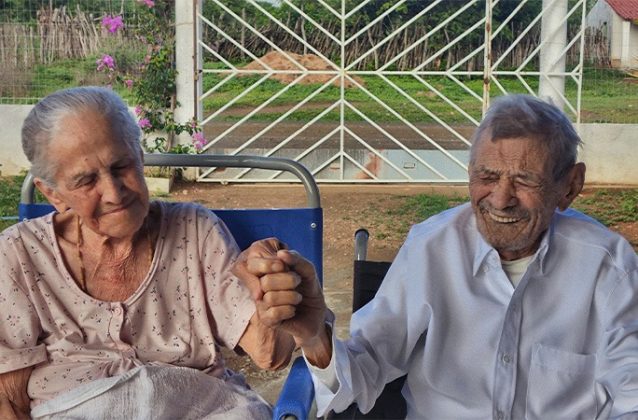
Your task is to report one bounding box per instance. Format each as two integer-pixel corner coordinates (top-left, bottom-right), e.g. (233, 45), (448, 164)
(0, 201), (255, 407)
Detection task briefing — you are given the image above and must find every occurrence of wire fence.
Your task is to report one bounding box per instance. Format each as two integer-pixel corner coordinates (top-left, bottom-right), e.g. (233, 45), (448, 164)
(0, 1), (637, 123)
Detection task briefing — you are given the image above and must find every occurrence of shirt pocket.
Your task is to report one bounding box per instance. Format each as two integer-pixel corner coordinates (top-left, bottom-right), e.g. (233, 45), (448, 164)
(526, 343), (597, 420)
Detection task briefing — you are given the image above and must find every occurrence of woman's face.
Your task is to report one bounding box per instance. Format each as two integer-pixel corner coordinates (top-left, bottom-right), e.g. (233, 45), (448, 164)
(41, 109), (149, 239)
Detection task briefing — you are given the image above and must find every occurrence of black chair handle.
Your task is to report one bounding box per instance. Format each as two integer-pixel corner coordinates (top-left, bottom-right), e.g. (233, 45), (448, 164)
(354, 228), (369, 261)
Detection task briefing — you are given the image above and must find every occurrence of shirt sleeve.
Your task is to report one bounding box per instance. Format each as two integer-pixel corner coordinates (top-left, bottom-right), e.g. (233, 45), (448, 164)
(304, 315), (339, 395)
(310, 239), (432, 417)
(597, 264), (638, 418)
(197, 207), (255, 350)
(0, 230), (47, 374)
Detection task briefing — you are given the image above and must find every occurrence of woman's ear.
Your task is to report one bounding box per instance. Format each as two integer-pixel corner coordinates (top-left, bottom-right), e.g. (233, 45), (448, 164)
(558, 162), (586, 211)
(34, 178), (69, 213)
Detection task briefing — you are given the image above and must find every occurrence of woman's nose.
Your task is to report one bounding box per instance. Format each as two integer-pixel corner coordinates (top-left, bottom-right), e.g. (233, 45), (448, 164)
(99, 175), (125, 204)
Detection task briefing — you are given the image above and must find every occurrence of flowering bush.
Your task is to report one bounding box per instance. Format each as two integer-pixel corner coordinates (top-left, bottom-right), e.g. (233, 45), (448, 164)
(97, 0), (206, 155)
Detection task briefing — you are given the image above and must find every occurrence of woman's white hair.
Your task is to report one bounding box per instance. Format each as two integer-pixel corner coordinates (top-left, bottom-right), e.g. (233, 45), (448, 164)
(22, 86), (142, 185)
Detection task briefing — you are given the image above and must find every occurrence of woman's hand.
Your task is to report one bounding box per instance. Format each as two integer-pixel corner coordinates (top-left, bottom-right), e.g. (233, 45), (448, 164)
(232, 237), (287, 301)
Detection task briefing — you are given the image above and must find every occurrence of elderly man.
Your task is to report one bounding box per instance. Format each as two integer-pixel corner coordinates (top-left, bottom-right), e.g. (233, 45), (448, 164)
(237, 94), (638, 419)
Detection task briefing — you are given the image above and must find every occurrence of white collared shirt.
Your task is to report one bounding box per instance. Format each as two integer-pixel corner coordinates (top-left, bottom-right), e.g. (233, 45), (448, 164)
(307, 203), (638, 419)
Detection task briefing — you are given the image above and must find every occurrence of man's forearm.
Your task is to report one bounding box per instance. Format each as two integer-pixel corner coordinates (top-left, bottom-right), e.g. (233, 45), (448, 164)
(299, 324), (333, 369)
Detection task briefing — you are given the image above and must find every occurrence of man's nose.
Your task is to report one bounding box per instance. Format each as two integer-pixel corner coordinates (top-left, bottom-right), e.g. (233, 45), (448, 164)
(489, 178), (517, 209)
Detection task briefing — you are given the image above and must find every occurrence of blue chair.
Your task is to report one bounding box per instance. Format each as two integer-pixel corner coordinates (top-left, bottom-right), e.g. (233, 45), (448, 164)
(19, 154), (319, 420)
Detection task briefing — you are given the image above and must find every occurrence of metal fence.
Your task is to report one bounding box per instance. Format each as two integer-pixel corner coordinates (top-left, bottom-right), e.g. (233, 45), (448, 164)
(1, 0), (637, 183)
(195, 0), (598, 183)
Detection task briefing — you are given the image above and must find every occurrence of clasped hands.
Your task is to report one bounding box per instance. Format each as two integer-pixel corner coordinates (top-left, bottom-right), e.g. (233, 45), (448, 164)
(232, 238), (328, 349)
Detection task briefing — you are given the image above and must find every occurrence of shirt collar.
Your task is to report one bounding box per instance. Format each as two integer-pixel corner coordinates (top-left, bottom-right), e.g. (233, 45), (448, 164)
(472, 211), (557, 277)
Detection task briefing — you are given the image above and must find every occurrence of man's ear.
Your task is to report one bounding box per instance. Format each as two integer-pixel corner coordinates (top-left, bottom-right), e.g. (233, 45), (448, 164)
(558, 162), (586, 211)
(34, 178), (69, 213)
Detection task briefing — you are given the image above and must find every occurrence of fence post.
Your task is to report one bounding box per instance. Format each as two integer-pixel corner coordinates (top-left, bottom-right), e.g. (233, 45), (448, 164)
(175, 0), (199, 147)
(539, 0), (567, 109)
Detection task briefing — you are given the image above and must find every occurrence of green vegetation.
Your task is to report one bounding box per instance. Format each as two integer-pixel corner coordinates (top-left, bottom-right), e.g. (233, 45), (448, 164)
(200, 64), (635, 124)
(7, 54), (636, 123)
(573, 189), (638, 225)
(0, 176), (25, 231)
(361, 193), (468, 241)
(4, 0), (636, 122)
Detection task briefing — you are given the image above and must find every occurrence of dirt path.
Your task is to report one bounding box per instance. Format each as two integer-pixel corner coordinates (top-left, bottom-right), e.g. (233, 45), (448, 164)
(167, 181), (637, 404)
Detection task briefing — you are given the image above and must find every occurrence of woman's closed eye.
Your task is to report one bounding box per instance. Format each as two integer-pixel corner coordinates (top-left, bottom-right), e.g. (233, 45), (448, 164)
(72, 175), (97, 189)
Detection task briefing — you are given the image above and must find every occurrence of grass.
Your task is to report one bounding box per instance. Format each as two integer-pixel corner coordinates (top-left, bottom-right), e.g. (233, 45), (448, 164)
(200, 64), (637, 124)
(572, 189), (638, 226)
(0, 176), (26, 231)
(362, 193), (469, 241)
(5, 55), (636, 122)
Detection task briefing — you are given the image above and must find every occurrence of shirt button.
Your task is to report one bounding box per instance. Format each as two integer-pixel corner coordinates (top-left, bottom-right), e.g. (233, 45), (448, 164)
(496, 410), (505, 420)
(113, 307), (122, 315)
(502, 354), (512, 364)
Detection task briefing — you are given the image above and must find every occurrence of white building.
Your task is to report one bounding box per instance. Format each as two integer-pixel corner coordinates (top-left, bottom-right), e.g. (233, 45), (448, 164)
(587, 0), (638, 69)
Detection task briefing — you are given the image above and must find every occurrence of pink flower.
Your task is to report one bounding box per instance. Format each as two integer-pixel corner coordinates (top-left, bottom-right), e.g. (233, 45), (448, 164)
(134, 105), (143, 115)
(125, 79), (134, 89)
(138, 0), (155, 7)
(192, 132), (207, 151)
(96, 54), (116, 71)
(101, 15), (124, 34)
(138, 118), (151, 129)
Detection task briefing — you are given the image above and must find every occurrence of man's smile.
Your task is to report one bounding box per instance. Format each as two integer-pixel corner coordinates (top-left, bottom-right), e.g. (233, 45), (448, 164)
(487, 212), (522, 223)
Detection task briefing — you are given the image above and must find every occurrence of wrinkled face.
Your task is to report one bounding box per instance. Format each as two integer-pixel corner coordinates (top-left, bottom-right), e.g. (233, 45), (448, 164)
(468, 136), (569, 261)
(42, 109), (148, 239)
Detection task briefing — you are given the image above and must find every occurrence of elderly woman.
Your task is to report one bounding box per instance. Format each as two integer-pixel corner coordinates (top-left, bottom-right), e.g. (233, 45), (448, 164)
(0, 86), (295, 419)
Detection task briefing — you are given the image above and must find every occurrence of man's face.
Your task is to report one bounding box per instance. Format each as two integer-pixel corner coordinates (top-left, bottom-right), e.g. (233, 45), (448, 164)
(468, 136), (569, 261)
(39, 109), (149, 239)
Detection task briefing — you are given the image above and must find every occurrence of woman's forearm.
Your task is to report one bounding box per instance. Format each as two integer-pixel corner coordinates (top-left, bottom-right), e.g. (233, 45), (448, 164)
(0, 367), (32, 419)
(239, 313), (296, 371)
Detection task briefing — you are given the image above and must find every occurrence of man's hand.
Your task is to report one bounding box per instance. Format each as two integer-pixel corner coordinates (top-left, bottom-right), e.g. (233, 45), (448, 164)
(257, 250), (328, 346)
(233, 240), (328, 347)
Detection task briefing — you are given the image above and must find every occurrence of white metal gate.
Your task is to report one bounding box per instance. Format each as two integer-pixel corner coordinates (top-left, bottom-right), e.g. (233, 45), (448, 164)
(194, 0), (585, 183)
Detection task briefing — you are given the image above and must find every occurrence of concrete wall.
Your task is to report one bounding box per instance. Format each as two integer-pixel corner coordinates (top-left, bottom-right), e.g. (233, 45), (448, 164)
(1, 105), (636, 185)
(0, 105), (32, 176)
(577, 123), (638, 185)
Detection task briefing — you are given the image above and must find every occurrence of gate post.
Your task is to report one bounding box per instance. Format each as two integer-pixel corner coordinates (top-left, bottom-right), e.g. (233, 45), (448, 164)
(175, 0), (200, 147)
(539, 0), (567, 109)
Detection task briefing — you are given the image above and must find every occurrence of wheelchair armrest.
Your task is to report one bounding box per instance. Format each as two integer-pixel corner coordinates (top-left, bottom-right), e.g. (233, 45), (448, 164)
(272, 356), (314, 420)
